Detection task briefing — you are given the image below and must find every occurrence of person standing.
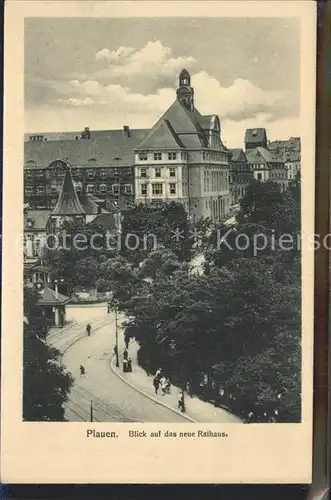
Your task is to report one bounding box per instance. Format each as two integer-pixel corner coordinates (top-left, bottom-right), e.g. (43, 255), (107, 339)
(123, 348), (128, 361)
(86, 323), (91, 336)
(80, 365), (85, 376)
(153, 376), (160, 394)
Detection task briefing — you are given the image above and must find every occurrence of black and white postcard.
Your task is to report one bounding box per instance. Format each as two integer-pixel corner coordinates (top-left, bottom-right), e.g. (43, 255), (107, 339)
(1, 0), (316, 484)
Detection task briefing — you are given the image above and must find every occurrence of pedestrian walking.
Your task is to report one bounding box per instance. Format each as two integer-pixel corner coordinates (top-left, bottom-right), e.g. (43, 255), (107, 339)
(155, 368), (162, 378)
(107, 303), (111, 314)
(124, 335), (130, 349)
(127, 358), (132, 372)
(160, 376), (168, 396)
(122, 358), (128, 373)
(80, 365), (85, 376)
(86, 323), (91, 336)
(153, 376), (160, 394)
(113, 345), (118, 356)
(178, 391), (185, 412)
(123, 348), (128, 361)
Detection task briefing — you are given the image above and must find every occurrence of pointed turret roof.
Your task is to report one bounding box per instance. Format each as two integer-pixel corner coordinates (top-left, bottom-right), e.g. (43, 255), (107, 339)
(52, 166), (85, 216)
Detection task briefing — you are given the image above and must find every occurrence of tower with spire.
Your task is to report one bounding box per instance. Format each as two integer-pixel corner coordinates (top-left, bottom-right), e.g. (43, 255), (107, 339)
(176, 69), (194, 111)
(50, 163), (86, 230)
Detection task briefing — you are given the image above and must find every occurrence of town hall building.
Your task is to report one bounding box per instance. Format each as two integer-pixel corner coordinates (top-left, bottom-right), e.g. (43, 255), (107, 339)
(134, 69), (230, 221)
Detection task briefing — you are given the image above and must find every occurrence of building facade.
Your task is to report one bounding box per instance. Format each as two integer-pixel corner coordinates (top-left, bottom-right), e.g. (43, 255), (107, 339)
(228, 149), (253, 204)
(245, 147), (288, 192)
(134, 69), (230, 221)
(24, 128), (149, 209)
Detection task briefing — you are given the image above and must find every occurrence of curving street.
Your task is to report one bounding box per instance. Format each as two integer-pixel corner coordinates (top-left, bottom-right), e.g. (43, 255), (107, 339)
(48, 304), (189, 423)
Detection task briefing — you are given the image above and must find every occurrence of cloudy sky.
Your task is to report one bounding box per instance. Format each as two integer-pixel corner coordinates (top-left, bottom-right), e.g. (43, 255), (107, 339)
(25, 17), (300, 148)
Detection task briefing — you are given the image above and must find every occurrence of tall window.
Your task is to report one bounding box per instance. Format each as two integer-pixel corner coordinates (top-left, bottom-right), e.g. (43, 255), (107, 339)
(86, 184), (95, 193)
(168, 152), (177, 160)
(139, 152), (148, 161)
(257, 173), (262, 180)
(169, 167), (176, 177)
(169, 183), (176, 195)
(100, 169), (107, 178)
(36, 186), (45, 194)
(141, 184), (147, 195)
(88, 169), (95, 178)
(125, 184), (132, 194)
(154, 152), (162, 161)
(99, 184), (107, 193)
(140, 168), (147, 178)
(155, 168), (161, 178)
(112, 184), (119, 194)
(152, 183), (163, 195)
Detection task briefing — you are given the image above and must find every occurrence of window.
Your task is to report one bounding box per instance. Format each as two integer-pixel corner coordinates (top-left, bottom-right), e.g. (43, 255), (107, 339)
(154, 152), (162, 161)
(100, 169), (107, 178)
(155, 168), (161, 178)
(141, 184), (147, 195)
(88, 169), (95, 178)
(57, 168), (65, 177)
(51, 186), (57, 194)
(36, 186), (45, 194)
(73, 168), (81, 176)
(36, 170), (44, 178)
(86, 184), (95, 193)
(152, 183), (163, 195)
(25, 186), (34, 195)
(99, 184), (107, 193)
(168, 152), (177, 160)
(125, 184), (132, 194)
(140, 168), (147, 178)
(169, 167), (176, 177)
(112, 184), (119, 195)
(25, 171), (33, 179)
(169, 183), (176, 195)
(139, 152), (148, 161)
(257, 173), (262, 180)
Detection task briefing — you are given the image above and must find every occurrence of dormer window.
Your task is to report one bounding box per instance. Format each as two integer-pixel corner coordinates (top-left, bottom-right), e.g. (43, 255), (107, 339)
(139, 152), (148, 161)
(154, 152), (162, 161)
(168, 152), (177, 160)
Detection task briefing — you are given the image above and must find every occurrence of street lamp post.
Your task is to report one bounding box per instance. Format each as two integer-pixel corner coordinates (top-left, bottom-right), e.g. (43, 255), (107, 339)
(115, 307), (119, 368)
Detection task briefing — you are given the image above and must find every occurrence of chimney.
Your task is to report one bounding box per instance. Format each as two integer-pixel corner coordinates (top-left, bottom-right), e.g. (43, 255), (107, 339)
(123, 125), (130, 138)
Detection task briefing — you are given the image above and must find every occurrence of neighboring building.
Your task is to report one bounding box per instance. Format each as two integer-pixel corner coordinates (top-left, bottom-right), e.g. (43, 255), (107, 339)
(245, 146), (288, 192)
(24, 128), (149, 209)
(24, 281), (71, 328)
(268, 137), (301, 181)
(228, 149), (253, 204)
(134, 69), (230, 221)
(244, 128), (268, 152)
(24, 166), (118, 283)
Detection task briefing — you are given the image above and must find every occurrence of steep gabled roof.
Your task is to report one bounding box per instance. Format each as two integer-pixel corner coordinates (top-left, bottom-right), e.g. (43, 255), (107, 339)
(228, 148), (247, 162)
(135, 119), (184, 150)
(87, 213), (117, 230)
(245, 128), (267, 144)
(136, 100), (208, 150)
(52, 167), (86, 216)
(79, 194), (100, 215)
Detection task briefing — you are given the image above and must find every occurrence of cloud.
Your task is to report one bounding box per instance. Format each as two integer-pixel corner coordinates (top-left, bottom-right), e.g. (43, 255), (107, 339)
(89, 41), (196, 92)
(95, 46), (135, 62)
(193, 71), (290, 122)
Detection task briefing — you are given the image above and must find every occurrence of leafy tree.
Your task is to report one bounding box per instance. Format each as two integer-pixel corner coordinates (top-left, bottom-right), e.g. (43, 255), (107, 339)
(23, 287), (74, 421)
(120, 202), (195, 265)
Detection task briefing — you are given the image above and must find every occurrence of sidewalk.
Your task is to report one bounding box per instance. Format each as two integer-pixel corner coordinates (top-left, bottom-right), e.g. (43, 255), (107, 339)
(111, 340), (241, 423)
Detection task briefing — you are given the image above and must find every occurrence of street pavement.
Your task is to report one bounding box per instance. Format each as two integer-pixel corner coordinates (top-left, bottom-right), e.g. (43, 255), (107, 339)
(48, 304), (240, 423)
(49, 304), (188, 423)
